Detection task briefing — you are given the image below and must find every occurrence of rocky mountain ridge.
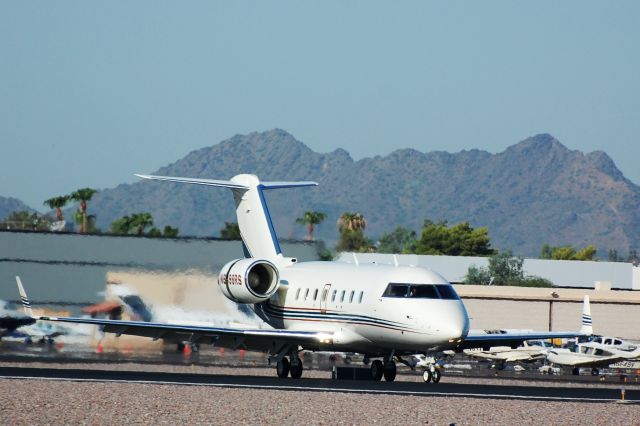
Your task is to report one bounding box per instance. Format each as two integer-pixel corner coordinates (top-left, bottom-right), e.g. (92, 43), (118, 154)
(6, 129), (639, 257)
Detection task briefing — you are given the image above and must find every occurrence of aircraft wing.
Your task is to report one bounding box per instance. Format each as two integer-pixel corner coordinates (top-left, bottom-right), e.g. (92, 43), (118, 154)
(460, 331), (585, 350)
(32, 315), (334, 351)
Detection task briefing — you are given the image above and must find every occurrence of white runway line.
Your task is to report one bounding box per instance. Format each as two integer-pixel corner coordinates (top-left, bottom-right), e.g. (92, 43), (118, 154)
(0, 375), (630, 404)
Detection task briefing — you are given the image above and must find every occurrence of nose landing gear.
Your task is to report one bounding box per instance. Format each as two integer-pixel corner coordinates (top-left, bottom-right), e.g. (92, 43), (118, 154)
(422, 365), (441, 383)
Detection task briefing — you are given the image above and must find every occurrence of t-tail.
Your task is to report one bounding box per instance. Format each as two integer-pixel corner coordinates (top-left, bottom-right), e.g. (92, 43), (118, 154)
(135, 174), (317, 260)
(580, 295), (593, 335)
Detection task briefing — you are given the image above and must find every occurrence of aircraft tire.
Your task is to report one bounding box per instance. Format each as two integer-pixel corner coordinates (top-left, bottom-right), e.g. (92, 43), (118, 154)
(572, 367), (580, 376)
(370, 360), (384, 381)
(431, 369), (441, 383)
(276, 357), (290, 378)
(422, 369), (432, 383)
(383, 361), (397, 382)
(290, 359), (303, 379)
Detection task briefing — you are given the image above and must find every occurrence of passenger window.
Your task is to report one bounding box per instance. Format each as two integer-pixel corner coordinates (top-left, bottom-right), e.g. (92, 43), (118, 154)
(358, 291), (364, 303)
(295, 288), (300, 300)
(321, 289), (328, 302)
(313, 289), (318, 301)
(614, 339), (622, 345)
(349, 291), (355, 303)
(331, 289), (337, 302)
(304, 288), (309, 300)
(340, 290), (345, 302)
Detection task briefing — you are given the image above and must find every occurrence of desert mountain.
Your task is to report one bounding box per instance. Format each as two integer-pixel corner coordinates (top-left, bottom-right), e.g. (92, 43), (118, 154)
(86, 129), (640, 257)
(0, 196), (35, 220)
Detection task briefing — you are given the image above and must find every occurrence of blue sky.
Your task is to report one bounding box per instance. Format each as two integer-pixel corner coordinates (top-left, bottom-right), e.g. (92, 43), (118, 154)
(1, 1), (639, 209)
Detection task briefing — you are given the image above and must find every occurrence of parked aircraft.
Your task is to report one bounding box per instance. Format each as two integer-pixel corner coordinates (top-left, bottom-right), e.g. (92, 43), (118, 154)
(546, 342), (640, 375)
(15, 173), (588, 382)
(463, 296), (594, 369)
(1, 299), (91, 345)
(544, 296), (640, 375)
(0, 300), (35, 340)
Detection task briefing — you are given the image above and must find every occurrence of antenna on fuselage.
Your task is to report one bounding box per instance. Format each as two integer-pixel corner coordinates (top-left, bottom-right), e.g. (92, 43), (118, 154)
(393, 254), (399, 267)
(352, 253), (359, 266)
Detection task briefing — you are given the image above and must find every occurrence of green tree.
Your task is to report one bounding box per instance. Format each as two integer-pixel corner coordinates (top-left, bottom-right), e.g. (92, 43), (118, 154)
(414, 219), (494, 256)
(573, 245), (597, 261)
(464, 251), (553, 287)
(43, 195), (70, 222)
(70, 188), (97, 233)
(464, 264), (492, 285)
(540, 244), (597, 261)
(220, 222), (241, 239)
(130, 212), (154, 235)
(110, 215), (133, 235)
(1, 211), (50, 231)
(162, 225), (179, 238)
(487, 251), (524, 285)
(540, 243), (553, 259)
(295, 211), (327, 241)
(337, 212), (367, 233)
(377, 226), (417, 254)
(147, 227), (162, 237)
(608, 249), (621, 262)
(336, 212), (371, 252)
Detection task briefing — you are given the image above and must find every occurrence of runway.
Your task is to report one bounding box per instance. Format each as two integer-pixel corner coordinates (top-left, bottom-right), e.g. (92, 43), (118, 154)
(1, 366), (637, 403)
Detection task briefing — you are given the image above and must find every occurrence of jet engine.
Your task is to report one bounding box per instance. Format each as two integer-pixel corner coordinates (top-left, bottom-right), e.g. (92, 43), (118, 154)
(218, 258), (279, 304)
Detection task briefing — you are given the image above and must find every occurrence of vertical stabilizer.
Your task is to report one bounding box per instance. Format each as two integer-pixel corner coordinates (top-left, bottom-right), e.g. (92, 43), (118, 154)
(136, 173), (317, 260)
(15, 276), (34, 318)
(580, 295), (593, 335)
(229, 174), (282, 259)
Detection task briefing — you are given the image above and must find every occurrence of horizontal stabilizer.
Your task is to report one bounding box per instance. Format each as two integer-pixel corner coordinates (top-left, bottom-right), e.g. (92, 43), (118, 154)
(136, 172), (319, 259)
(135, 174), (249, 189)
(261, 181), (318, 190)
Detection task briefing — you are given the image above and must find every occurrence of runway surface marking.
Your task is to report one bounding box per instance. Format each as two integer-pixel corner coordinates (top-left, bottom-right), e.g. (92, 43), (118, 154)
(1, 373), (635, 404)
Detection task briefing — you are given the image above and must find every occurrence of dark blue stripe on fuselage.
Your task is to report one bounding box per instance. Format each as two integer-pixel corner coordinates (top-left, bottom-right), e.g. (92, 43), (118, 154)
(256, 184), (282, 255)
(261, 303), (419, 332)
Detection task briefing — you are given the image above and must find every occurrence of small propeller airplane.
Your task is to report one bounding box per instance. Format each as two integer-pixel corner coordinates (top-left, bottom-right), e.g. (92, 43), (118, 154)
(15, 173), (589, 382)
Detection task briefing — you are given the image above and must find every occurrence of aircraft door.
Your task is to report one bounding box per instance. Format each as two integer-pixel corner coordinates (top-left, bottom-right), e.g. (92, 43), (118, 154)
(320, 283), (331, 314)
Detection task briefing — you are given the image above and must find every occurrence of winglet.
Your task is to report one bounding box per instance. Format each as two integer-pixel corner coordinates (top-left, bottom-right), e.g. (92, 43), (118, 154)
(580, 295), (593, 335)
(16, 276), (34, 318)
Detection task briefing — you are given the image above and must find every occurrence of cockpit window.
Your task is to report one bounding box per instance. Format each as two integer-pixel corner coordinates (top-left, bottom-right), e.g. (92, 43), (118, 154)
(410, 285), (439, 299)
(382, 283), (444, 299)
(435, 285), (460, 300)
(382, 284), (410, 298)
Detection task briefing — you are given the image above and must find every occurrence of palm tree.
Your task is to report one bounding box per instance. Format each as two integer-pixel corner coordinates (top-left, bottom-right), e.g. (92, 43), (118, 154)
(110, 215), (133, 235)
(131, 212), (154, 235)
(70, 188), (97, 233)
(295, 211), (327, 241)
(337, 212), (366, 233)
(43, 195), (70, 222)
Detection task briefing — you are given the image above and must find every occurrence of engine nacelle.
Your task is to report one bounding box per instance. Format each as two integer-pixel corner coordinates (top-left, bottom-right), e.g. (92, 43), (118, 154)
(218, 258), (279, 304)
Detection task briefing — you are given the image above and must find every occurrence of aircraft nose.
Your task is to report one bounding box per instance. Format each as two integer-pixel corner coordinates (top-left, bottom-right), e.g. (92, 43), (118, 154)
(441, 302), (469, 342)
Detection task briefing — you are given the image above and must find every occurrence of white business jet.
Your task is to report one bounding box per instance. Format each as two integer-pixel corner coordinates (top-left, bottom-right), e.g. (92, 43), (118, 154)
(15, 173), (587, 383)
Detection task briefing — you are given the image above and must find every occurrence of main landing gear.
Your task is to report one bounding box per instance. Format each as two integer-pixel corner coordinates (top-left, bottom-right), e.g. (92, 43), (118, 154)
(273, 346), (304, 379)
(370, 353), (398, 382)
